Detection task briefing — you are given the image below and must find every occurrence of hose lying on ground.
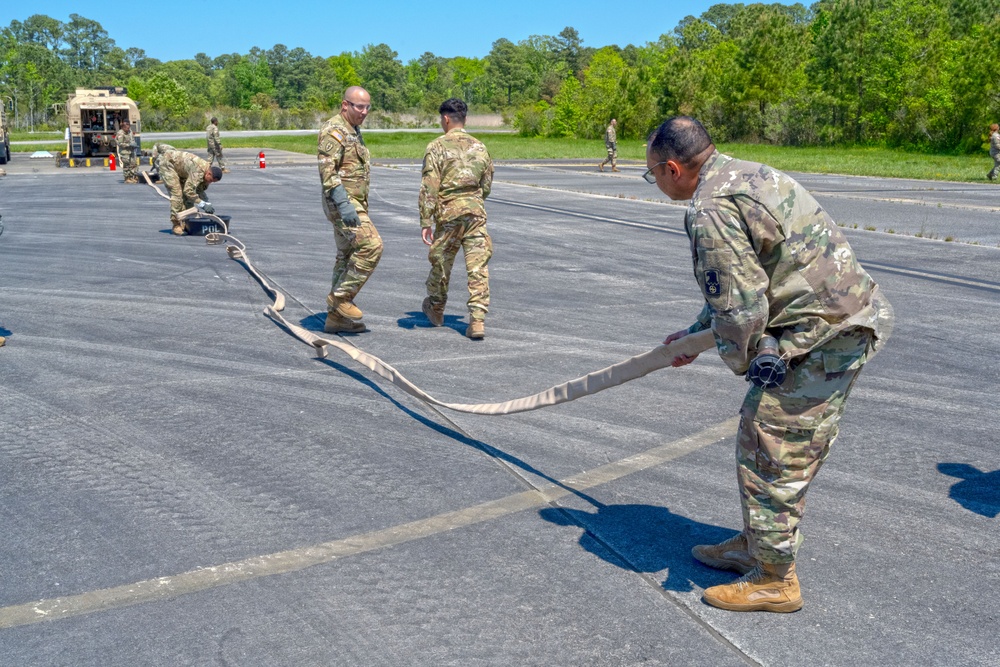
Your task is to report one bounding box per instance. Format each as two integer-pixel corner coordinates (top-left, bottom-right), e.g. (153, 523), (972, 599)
(201, 226), (715, 415)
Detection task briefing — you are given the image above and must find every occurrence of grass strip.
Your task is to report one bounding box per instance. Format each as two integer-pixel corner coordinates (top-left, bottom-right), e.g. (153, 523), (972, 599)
(12, 133), (997, 183)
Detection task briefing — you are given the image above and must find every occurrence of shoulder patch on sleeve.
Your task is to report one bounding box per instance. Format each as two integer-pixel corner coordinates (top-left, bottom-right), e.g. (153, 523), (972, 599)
(330, 129), (345, 144)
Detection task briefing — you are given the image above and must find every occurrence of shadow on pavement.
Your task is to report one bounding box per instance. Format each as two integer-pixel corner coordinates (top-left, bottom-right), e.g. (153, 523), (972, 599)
(293, 312), (740, 590)
(539, 504), (738, 592)
(937, 462), (1000, 518)
(314, 353), (605, 510)
(397, 309), (468, 336)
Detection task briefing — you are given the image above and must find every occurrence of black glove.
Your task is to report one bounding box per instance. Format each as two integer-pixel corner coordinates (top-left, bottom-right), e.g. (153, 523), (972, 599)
(328, 184), (360, 227)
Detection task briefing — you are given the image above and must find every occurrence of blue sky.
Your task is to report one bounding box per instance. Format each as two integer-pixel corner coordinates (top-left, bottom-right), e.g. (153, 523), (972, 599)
(2, 1), (724, 63)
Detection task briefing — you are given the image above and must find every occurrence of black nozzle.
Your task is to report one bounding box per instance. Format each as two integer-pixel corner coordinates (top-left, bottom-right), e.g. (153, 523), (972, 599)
(746, 335), (786, 389)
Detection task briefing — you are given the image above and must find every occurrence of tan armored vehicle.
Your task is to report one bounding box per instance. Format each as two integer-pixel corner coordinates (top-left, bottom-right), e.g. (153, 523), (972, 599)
(0, 103), (10, 164)
(65, 86), (140, 159)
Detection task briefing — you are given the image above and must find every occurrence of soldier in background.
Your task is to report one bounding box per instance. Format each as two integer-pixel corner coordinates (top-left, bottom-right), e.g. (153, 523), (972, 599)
(114, 119), (139, 184)
(419, 98), (494, 340)
(206, 117), (229, 173)
(599, 118), (619, 172)
(988, 123), (1000, 181)
(646, 116), (890, 613)
(318, 86), (383, 334)
(159, 150), (222, 235)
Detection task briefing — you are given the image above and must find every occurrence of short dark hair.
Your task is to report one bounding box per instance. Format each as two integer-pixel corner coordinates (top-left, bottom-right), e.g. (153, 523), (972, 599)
(648, 116), (714, 166)
(210, 166), (223, 181)
(439, 98), (468, 123)
(211, 116), (218, 124)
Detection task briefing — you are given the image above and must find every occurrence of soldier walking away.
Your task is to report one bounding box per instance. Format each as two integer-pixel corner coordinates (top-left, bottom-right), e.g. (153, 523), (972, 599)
(988, 123), (1000, 181)
(599, 119), (619, 172)
(115, 119), (139, 184)
(159, 150), (222, 235)
(206, 117), (229, 173)
(645, 116), (891, 613)
(318, 86), (383, 334)
(419, 98), (495, 340)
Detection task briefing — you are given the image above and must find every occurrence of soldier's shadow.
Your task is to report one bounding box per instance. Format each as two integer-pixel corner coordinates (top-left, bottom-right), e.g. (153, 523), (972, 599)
(296, 340), (737, 590)
(397, 310), (467, 336)
(937, 463), (1000, 518)
(539, 503), (739, 592)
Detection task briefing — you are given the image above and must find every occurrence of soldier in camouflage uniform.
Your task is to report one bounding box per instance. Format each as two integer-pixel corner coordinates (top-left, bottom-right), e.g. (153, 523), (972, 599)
(646, 116), (891, 613)
(988, 123), (1000, 181)
(115, 119), (139, 184)
(206, 117), (229, 173)
(318, 86), (383, 334)
(159, 150), (222, 235)
(599, 119), (619, 172)
(419, 98), (494, 340)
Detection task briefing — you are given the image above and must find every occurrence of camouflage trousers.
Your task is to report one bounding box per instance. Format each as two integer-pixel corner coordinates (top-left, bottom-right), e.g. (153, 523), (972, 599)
(600, 144), (617, 169)
(159, 164), (204, 226)
(737, 327), (873, 564)
(119, 152), (138, 182)
(322, 195), (383, 304)
(425, 214), (492, 321)
(208, 145), (227, 169)
(989, 155), (1000, 180)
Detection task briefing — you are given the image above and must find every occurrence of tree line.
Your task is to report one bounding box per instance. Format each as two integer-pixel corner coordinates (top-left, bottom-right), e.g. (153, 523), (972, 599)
(1, 1), (998, 152)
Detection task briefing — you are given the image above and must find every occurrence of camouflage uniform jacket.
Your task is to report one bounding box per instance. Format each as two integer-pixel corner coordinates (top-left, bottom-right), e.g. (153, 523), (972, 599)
(206, 123), (222, 151)
(419, 128), (493, 228)
(115, 128), (136, 154)
(990, 131), (1000, 159)
(685, 151), (886, 374)
(318, 112), (370, 211)
(165, 151), (211, 205)
(605, 124), (617, 147)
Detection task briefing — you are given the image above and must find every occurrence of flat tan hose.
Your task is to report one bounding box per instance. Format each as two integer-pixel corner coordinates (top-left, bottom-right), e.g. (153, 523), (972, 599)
(202, 229), (715, 415)
(141, 170), (169, 199)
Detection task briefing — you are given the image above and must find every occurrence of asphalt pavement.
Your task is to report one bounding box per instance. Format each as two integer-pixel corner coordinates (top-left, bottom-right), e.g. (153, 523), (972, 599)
(0, 149), (997, 666)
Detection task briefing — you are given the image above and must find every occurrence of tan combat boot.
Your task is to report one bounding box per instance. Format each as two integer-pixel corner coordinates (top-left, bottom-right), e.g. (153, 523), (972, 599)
(598, 163), (605, 172)
(466, 321), (485, 339)
(703, 561), (803, 613)
(422, 297), (444, 327)
(172, 224), (185, 236)
(691, 533), (757, 575)
(324, 312), (366, 334)
(611, 167), (621, 172)
(328, 295), (363, 321)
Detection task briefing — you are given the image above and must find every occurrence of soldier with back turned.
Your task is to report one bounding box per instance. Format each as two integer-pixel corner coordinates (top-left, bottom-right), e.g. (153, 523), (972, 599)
(418, 98), (494, 340)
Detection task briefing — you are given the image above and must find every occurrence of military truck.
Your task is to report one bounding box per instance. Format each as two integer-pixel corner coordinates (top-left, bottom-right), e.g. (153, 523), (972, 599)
(0, 102), (10, 164)
(65, 86), (140, 160)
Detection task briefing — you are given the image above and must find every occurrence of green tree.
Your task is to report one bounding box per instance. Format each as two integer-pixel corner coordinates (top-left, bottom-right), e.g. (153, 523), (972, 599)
(60, 14), (113, 72)
(550, 75), (583, 137)
(485, 38), (535, 108)
(580, 47), (628, 137)
(222, 55), (275, 109)
(357, 43), (405, 111)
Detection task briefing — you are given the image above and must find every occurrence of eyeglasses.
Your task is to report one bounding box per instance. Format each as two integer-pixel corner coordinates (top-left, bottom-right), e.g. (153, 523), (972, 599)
(642, 162), (666, 184)
(344, 101), (371, 112)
